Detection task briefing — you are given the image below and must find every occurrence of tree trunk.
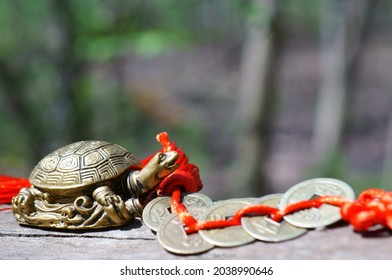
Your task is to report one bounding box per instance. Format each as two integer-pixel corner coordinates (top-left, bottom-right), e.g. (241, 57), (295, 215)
(313, 0), (347, 166)
(231, 0), (278, 197)
(382, 109), (392, 188)
(312, 0), (370, 172)
(51, 1), (92, 142)
(0, 60), (49, 165)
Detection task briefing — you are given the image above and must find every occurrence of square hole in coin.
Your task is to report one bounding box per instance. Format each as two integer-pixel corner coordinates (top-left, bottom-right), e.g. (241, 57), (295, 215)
(224, 215), (234, 221)
(310, 194), (321, 200)
(309, 193), (331, 210)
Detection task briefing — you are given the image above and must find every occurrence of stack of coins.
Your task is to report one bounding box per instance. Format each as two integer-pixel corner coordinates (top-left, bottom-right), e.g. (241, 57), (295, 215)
(142, 178), (355, 255)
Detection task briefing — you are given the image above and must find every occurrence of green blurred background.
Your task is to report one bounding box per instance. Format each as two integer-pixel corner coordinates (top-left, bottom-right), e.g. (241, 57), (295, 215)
(1, 0), (391, 200)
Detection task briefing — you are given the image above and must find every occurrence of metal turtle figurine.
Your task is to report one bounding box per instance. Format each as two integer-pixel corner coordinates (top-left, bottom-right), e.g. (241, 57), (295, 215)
(12, 140), (179, 229)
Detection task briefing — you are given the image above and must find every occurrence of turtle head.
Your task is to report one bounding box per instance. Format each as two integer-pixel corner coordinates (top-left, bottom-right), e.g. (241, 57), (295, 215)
(147, 151), (179, 180)
(128, 151), (179, 195)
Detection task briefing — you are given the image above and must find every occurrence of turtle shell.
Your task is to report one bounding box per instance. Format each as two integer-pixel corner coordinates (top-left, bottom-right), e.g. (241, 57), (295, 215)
(29, 140), (141, 196)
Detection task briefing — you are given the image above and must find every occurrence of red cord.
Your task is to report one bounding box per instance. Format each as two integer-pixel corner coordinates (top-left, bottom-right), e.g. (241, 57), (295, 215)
(0, 175), (30, 205)
(340, 189), (392, 231)
(170, 186), (392, 234)
(0, 175), (30, 211)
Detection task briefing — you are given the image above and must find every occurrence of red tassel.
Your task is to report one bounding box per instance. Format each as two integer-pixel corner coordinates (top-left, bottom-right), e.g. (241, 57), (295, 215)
(0, 175), (30, 211)
(340, 188), (392, 231)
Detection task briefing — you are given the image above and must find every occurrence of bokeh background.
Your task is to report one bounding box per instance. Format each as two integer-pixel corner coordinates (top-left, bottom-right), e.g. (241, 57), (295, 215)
(1, 0), (391, 200)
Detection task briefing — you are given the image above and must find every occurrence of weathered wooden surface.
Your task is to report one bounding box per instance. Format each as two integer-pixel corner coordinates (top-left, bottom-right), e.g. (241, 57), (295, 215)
(1, 204), (391, 260)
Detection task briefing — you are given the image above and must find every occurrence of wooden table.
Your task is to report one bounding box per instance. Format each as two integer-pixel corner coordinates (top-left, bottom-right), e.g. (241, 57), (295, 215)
(1, 204), (391, 260)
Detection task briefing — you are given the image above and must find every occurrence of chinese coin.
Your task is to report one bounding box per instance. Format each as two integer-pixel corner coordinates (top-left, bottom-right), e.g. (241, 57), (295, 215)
(241, 193), (307, 242)
(157, 208), (214, 255)
(142, 192), (213, 231)
(279, 178), (355, 228)
(199, 199), (255, 247)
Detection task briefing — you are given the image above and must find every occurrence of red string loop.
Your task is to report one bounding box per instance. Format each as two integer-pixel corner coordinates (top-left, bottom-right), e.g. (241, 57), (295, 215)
(143, 132), (203, 196)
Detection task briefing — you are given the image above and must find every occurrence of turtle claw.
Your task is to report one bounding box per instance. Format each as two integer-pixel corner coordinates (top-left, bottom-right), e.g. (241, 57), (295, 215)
(104, 194), (121, 206)
(12, 187), (35, 214)
(106, 195), (122, 205)
(92, 186), (133, 225)
(103, 199), (132, 225)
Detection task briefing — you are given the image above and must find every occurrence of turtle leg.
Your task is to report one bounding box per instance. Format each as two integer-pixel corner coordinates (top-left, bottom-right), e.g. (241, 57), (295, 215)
(12, 187), (41, 215)
(92, 186), (133, 225)
(125, 198), (144, 217)
(12, 187), (45, 225)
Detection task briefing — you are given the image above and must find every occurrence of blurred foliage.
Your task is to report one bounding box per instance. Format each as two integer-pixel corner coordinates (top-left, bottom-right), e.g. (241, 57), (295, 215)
(0, 0), (246, 175)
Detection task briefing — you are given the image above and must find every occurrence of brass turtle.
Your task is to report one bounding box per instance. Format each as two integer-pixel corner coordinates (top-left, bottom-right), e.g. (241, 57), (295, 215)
(12, 140), (179, 229)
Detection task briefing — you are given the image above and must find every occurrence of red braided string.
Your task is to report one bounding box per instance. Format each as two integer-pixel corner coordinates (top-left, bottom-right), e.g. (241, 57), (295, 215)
(171, 188), (199, 230)
(186, 203), (281, 234)
(170, 186), (392, 234)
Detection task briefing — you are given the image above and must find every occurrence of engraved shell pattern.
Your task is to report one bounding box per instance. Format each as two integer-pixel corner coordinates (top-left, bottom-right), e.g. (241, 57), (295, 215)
(29, 140), (140, 191)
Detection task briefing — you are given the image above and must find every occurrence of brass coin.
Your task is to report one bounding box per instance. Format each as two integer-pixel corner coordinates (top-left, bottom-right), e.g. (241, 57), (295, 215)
(157, 209), (214, 255)
(241, 194), (307, 242)
(142, 192), (213, 231)
(279, 178), (355, 228)
(199, 199), (255, 247)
